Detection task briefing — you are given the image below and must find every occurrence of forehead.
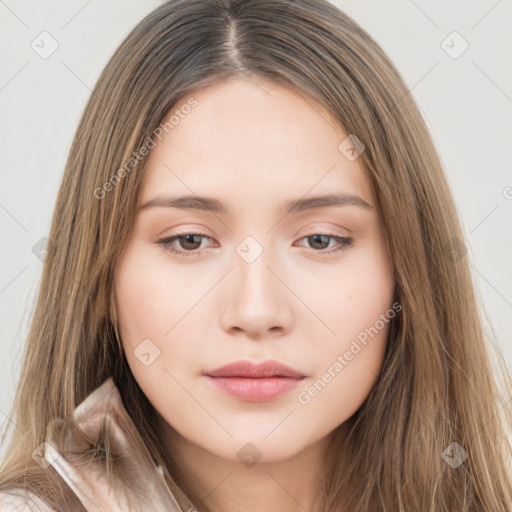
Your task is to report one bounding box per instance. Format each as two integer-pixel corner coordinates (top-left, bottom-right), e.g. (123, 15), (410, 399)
(139, 78), (374, 211)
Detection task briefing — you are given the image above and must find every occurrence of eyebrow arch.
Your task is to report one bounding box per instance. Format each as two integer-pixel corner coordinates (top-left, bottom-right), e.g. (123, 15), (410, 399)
(138, 193), (373, 215)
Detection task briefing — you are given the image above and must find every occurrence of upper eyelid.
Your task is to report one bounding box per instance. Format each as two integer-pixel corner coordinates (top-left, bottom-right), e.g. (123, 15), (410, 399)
(165, 229), (348, 240)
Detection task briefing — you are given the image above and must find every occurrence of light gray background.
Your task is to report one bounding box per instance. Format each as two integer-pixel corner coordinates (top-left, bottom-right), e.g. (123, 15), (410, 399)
(1, 0), (511, 457)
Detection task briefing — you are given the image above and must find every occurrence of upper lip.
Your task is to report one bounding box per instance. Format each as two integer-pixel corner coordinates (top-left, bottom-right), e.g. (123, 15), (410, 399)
(204, 360), (306, 379)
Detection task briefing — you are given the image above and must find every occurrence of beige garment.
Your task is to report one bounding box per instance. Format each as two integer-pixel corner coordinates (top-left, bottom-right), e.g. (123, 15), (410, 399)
(0, 377), (189, 512)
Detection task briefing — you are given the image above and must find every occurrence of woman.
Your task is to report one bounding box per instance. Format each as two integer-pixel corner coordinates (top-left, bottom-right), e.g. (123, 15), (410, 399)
(1, 0), (511, 510)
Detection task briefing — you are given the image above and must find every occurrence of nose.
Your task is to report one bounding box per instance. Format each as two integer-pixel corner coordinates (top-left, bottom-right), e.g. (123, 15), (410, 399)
(219, 241), (293, 340)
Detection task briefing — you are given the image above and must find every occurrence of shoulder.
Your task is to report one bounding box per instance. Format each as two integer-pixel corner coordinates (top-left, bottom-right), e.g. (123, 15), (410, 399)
(0, 491), (56, 512)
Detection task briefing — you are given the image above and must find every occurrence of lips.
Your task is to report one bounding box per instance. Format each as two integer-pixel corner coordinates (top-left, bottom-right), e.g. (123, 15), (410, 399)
(204, 360), (306, 402)
(205, 360), (306, 379)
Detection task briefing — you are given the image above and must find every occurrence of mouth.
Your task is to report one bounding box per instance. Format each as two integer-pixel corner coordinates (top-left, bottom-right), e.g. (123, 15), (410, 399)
(204, 360), (306, 402)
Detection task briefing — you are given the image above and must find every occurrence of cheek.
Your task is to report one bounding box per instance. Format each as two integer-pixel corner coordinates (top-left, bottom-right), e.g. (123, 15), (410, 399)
(114, 245), (200, 415)
(115, 244), (194, 340)
(295, 331), (388, 441)
(296, 238), (394, 408)
(114, 246), (176, 384)
(114, 243), (207, 379)
(296, 288), (394, 433)
(302, 235), (394, 347)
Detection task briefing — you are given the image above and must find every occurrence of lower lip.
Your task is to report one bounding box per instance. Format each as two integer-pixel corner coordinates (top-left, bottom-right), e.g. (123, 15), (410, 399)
(206, 376), (304, 402)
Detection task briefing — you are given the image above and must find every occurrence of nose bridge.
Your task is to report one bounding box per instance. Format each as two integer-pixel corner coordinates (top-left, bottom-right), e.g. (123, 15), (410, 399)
(219, 234), (292, 337)
(234, 234), (278, 306)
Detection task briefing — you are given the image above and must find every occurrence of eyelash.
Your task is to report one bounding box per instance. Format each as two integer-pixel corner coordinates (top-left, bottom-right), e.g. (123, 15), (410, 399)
(155, 232), (354, 258)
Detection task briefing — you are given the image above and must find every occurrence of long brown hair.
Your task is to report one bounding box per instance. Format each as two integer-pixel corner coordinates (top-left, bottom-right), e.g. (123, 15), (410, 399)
(1, 0), (511, 510)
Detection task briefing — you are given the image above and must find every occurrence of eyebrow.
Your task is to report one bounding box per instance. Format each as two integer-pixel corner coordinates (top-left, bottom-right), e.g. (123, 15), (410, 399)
(138, 193), (372, 215)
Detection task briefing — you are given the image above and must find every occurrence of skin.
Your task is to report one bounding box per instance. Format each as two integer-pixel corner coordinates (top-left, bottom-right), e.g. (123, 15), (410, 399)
(114, 77), (395, 512)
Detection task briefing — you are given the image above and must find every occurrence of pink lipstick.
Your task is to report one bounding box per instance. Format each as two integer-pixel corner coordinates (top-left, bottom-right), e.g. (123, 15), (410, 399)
(204, 360), (306, 402)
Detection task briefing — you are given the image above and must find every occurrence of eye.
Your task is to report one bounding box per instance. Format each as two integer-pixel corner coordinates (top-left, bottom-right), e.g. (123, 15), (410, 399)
(155, 232), (354, 258)
(156, 233), (216, 258)
(294, 233), (354, 255)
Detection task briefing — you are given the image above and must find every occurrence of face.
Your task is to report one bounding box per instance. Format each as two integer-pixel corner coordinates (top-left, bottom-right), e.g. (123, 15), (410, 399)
(114, 77), (395, 465)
